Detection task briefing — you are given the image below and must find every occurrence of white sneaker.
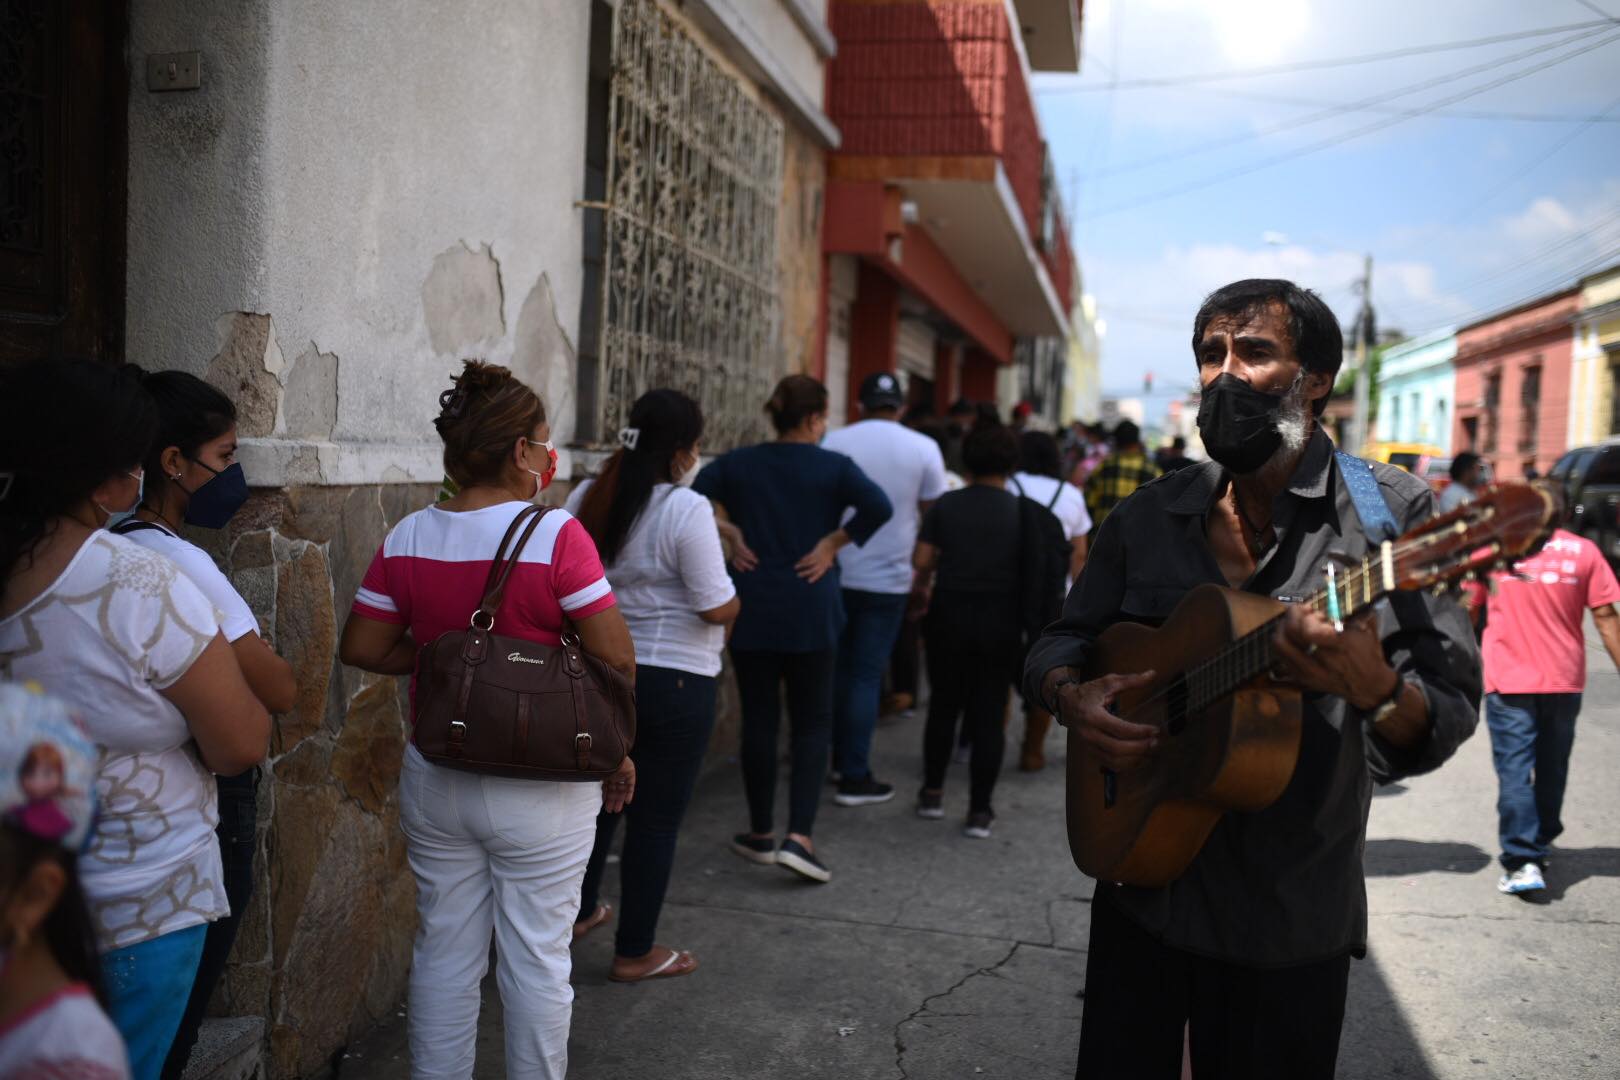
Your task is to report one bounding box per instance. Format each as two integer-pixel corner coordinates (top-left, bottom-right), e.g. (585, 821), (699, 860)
(1497, 863), (1546, 894)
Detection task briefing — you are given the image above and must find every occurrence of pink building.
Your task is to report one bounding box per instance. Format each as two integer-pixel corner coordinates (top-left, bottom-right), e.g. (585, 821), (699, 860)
(1453, 288), (1579, 481)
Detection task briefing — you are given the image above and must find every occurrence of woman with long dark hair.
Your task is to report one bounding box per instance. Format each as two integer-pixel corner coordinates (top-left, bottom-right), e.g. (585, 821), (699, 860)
(565, 389), (738, 981)
(0, 358), (269, 1080)
(693, 375), (891, 883)
(110, 369), (297, 1079)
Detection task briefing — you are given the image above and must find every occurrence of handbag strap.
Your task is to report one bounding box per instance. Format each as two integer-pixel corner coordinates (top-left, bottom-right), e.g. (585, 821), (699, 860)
(471, 505), (553, 628)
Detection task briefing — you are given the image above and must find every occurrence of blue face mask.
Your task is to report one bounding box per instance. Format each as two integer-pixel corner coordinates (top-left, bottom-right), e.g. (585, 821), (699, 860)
(181, 461), (250, 529)
(101, 469), (144, 530)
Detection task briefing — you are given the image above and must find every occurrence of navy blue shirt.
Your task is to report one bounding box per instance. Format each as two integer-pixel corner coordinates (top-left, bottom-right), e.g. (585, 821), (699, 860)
(694, 441), (892, 653)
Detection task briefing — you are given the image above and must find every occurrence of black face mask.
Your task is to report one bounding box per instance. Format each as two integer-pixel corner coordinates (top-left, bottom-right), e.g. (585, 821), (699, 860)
(181, 461), (250, 529)
(1196, 373), (1292, 475)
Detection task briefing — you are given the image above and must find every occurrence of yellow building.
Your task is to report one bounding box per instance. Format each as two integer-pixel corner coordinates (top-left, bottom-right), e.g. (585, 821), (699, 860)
(1569, 264), (1620, 446)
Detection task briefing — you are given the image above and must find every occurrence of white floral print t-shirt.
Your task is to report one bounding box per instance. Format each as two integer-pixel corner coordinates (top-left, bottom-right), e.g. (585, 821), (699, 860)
(0, 531), (227, 950)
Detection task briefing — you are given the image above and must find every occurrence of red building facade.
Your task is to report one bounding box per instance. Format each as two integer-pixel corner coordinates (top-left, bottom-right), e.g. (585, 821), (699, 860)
(1453, 288), (1579, 481)
(820, 0), (1082, 421)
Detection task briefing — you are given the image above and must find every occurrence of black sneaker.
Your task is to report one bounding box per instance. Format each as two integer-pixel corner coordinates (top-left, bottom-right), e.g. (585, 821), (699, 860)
(776, 838), (831, 883)
(963, 811), (994, 839)
(729, 833), (776, 865)
(834, 775), (895, 807)
(916, 789), (944, 820)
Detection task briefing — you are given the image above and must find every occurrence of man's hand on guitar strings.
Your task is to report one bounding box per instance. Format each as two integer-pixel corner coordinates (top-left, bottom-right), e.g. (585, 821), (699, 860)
(1049, 669), (1161, 771)
(1270, 604), (1398, 712)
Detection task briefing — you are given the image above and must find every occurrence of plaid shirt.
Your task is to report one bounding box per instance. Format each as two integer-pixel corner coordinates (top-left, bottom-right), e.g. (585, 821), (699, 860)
(1084, 449), (1161, 525)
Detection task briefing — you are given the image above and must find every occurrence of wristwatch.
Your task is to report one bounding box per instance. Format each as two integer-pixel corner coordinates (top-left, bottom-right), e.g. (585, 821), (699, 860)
(1043, 670), (1084, 716)
(1367, 670), (1406, 725)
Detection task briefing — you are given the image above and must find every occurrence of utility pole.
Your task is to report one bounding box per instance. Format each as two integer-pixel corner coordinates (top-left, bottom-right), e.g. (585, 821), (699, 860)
(1349, 254), (1374, 455)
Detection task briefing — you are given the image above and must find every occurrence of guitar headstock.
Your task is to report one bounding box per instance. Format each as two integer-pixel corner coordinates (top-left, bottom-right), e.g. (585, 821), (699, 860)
(1392, 482), (1562, 593)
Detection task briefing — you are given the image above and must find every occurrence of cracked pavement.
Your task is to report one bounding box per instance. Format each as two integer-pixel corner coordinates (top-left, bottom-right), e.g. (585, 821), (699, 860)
(341, 622), (1618, 1078)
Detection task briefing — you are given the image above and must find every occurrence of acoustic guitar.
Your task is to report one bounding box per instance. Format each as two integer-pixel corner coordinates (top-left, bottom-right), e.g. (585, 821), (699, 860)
(1064, 482), (1559, 888)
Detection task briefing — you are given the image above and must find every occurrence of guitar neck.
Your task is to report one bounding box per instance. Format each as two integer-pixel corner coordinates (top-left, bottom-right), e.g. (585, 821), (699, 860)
(1186, 541), (1403, 713)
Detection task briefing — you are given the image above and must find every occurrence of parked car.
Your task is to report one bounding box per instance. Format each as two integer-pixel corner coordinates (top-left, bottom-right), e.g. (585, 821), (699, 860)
(1548, 439), (1620, 569)
(1362, 442), (1492, 494)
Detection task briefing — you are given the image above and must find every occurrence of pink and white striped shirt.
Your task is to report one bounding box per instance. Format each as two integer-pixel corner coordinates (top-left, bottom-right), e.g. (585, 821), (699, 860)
(353, 502), (616, 703)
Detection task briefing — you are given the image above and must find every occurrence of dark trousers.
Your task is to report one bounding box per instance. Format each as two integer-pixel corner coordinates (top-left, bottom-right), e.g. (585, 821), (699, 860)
(922, 630), (1014, 814)
(162, 770), (258, 1080)
(1485, 691), (1581, 869)
(1078, 889), (1349, 1080)
(833, 589), (909, 780)
(890, 618), (920, 699)
(577, 666), (717, 959)
(731, 647), (835, 838)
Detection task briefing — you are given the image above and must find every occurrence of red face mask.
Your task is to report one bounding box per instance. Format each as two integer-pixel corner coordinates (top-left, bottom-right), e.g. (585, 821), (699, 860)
(525, 439), (558, 498)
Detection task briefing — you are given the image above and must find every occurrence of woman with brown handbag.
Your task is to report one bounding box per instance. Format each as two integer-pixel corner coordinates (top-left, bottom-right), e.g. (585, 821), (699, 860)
(339, 361), (636, 1080)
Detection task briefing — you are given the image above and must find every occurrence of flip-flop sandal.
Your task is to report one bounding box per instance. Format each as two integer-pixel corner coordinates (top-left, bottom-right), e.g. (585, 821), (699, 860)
(608, 948), (699, 983)
(572, 903), (612, 942)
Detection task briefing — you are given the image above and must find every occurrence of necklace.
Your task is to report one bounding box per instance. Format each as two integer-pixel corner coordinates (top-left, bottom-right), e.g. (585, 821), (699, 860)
(1231, 492), (1274, 557)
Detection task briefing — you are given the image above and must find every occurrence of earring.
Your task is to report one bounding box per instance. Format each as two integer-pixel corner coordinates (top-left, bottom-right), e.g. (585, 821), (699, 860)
(171, 473), (182, 480)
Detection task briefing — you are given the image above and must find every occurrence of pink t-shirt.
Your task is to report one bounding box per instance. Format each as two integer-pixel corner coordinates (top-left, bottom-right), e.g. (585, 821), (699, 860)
(1484, 529), (1620, 694)
(353, 502), (616, 706)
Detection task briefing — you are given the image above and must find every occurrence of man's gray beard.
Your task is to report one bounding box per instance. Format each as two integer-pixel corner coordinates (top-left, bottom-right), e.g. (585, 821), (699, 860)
(1256, 374), (1313, 484)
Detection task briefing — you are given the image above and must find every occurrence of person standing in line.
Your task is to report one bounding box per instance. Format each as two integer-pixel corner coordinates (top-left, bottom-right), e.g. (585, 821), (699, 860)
(340, 361), (636, 1080)
(694, 375), (891, 883)
(822, 373), (949, 807)
(1008, 430), (1092, 772)
(1083, 419), (1161, 528)
(566, 389), (739, 981)
(1480, 525), (1620, 895)
(911, 425), (1029, 838)
(1438, 451), (1483, 514)
(0, 359), (269, 1080)
(110, 370), (298, 1080)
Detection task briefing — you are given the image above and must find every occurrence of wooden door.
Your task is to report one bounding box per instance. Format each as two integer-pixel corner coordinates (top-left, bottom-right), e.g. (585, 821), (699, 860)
(0, 0), (126, 366)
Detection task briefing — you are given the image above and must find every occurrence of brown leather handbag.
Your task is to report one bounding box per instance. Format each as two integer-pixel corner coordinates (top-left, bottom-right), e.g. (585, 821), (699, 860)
(412, 505), (636, 780)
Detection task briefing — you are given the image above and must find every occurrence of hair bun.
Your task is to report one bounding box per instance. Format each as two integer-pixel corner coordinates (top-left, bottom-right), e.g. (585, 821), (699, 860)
(450, 359), (512, 396)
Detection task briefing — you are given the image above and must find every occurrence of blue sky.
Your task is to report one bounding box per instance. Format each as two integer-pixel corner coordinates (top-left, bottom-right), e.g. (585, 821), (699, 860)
(1034, 0), (1620, 415)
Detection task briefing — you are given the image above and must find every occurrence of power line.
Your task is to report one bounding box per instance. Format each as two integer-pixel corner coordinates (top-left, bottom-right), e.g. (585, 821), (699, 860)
(1037, 21), (1614, 93)
(1194, 85), (1620, 125)
(1081, 29), (1620, 219)
(1083, 26), (1607, 180)
(1444, 89), (1620, 223)
(1572, 0), (1619, 23)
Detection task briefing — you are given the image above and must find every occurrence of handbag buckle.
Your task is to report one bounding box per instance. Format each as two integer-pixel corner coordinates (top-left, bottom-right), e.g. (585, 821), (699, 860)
(470, 610), (495, 632)
(450, 720), (467, 737)
(574, 733), (592, 751)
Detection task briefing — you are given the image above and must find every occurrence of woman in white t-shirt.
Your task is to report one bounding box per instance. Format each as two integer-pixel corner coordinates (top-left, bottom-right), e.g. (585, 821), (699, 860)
(1009, 431), (1093, 772)
(114, 369), (296, 1080)
(0, 359), (270, 1080)
(567, 389), (739, 982)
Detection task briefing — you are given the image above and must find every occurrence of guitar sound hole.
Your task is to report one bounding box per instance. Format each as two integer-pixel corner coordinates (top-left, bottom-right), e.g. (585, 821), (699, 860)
(1167, 676), (1189, 736)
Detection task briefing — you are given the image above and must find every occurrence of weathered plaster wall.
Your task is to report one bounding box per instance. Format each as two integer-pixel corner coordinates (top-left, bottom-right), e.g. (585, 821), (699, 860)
(124, 3), (595, 1076)
(127, 0), (590, 460)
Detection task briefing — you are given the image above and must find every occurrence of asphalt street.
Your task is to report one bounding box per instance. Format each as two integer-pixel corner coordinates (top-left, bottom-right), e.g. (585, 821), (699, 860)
(341, 620), (1619, 1079)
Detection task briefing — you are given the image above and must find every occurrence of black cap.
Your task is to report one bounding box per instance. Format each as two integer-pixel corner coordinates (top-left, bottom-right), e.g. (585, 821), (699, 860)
(859, 371), (904, 410)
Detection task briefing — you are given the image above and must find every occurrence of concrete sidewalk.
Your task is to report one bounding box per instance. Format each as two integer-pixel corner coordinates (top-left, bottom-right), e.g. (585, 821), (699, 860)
(340, 635), (1620, 1079)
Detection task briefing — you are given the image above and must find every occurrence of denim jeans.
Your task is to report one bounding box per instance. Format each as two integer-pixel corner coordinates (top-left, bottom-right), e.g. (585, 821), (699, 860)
(578, 666), (717, 958)
(163, 770), (258, 1080)
(399, 745), (601, 1080)
(1485, 692), (1582, 869)
(731, 647), (836, 837)
(103, 923), (208, 1080)
(833, 589), (909, 780)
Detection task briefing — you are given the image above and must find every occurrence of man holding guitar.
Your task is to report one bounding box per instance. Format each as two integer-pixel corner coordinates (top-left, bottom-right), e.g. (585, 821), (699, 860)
(1026, 279), (1483, 1079)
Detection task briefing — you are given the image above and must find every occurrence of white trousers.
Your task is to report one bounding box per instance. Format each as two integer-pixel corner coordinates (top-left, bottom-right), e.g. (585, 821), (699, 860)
(399, 745), (601, 1079)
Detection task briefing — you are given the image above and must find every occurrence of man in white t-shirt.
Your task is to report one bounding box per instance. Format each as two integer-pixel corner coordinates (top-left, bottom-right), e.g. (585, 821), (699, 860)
(823, 373), (949, 806)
